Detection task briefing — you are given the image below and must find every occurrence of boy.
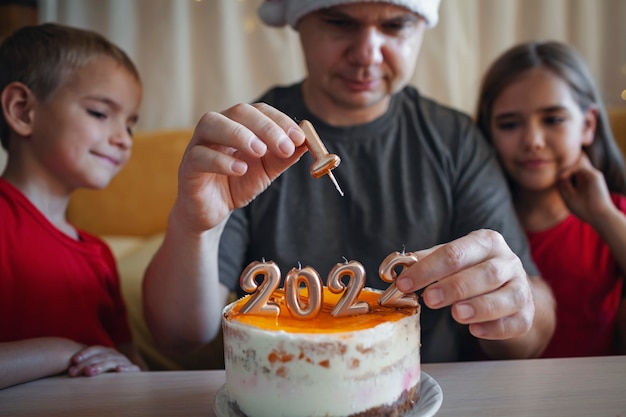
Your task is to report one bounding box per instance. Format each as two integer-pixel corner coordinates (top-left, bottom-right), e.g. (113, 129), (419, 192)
(0, 23), (145, 389)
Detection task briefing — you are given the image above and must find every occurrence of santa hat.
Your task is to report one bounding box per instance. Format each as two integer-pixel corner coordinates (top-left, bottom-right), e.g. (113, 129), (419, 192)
(258, 0), (441, 29)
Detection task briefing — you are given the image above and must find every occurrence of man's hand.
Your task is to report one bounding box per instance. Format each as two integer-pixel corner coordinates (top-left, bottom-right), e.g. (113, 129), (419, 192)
(396, 229), (535, 340)
(174, 102), (307, 234)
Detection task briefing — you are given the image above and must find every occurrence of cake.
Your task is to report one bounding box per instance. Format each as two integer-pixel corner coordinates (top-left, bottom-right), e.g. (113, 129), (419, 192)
(222, 285), (421, 417)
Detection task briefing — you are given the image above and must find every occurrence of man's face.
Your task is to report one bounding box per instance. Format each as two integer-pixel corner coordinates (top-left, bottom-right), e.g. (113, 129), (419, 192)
(297, 2), (427, 125)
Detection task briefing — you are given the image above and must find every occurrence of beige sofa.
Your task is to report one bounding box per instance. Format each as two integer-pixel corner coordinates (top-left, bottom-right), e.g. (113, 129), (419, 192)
(67, 108), (626, 370)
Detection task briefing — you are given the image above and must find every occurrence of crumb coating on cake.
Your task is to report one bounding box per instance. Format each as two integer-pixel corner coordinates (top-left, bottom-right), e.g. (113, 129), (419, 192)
(223, 288), (421, 417)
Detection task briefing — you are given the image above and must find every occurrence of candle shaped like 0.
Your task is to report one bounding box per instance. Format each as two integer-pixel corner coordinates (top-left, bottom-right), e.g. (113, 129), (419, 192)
(284, 265), (323, 319)
(299, 119), (344, 197)
(378, 251), (419, 307)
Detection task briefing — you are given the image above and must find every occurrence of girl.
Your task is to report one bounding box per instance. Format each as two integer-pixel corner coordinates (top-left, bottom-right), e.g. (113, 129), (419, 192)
(476, 40), (626, 357)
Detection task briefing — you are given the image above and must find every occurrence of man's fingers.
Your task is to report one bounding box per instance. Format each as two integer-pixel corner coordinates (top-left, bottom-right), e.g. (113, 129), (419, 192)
(467, 304), (535, 340)
(224, 102), (305, 158)
(399, 229), (513, 292)
(251, 102), (306, 150)
(420, 257), (509, 309)
(188, 103), (306, 177)
(450, 276), (532, 324)
(193, 109), (267, 158)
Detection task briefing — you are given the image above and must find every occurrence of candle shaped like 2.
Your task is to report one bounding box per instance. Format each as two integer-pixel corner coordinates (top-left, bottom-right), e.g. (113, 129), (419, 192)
(299, 119), (344, 196)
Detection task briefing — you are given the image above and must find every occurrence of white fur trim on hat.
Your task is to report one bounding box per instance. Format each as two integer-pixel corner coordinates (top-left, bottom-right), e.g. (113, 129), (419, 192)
(258, 0), (441, 29)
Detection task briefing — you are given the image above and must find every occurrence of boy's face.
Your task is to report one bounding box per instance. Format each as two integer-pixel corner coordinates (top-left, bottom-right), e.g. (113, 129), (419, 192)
(297, 2), (426, 126)
(29, 55), (142, 192)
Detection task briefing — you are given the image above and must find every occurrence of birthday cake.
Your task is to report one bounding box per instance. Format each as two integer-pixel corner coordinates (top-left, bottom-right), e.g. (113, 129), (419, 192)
(222, 285), (421, 417)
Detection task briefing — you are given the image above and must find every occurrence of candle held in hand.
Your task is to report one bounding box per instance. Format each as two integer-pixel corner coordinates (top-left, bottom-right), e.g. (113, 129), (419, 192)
(299, 119), (344, 196)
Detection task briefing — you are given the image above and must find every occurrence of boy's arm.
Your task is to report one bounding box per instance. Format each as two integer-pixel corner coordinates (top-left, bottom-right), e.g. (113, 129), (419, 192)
(0, 337), (85, 390)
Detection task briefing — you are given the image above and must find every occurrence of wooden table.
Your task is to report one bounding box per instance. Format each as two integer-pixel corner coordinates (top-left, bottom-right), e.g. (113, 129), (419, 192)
(1, 355), (624, 416)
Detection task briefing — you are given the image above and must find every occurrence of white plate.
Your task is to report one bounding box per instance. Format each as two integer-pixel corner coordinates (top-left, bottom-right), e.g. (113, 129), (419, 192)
(214, 371), (443, 417)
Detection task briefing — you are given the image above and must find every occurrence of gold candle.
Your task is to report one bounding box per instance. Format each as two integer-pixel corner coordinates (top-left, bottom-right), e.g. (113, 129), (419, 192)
(378, 251), (419, 307)
(284, 265), (323, 319)
(239, 260), (281, 316)
(327, 259), (370, 317)
(299, 119), (344, 196)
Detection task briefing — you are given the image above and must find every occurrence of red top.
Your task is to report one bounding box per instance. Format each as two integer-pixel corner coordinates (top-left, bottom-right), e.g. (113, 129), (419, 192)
(0, 179), (132, 347)
(528, 193), (625, 357)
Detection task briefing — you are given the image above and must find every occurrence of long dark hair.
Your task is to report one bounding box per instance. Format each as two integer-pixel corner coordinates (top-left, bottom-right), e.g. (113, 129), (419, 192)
(476, 40), (626, 194)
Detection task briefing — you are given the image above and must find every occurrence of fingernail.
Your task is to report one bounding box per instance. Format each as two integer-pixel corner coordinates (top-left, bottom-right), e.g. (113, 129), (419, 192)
(278, 136), (295, 156)
(424, 288), (443, 306)
(231, 160), (248, 175)
(288, 127), (305, 145)
(250, 137), (266, 155)
(471, 323), (486, 337)
(396, 277), (413, 292)
(456, 303), (474, 320)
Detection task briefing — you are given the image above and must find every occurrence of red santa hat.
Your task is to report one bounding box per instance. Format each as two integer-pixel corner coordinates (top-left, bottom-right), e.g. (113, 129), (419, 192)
(258, 0), (441, 29)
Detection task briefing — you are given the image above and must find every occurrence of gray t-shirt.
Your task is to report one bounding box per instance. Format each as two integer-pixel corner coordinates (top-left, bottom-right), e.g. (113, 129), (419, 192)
(219, 83), (537, 362)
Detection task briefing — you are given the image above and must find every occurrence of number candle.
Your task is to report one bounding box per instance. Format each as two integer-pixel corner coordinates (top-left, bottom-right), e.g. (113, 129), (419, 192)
(299, 119), (344, 197)
(327, 259), (370, 317)
(284, 265), (323, 319)
(239, 260), (281, 316)
(378, 251), (419, 307)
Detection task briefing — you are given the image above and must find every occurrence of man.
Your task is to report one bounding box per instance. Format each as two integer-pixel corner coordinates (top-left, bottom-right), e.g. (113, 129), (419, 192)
(143, 0), (555, 362)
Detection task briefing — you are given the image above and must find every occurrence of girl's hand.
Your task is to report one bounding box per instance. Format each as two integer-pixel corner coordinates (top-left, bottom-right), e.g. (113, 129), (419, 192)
(557, 153), (614, 224)
(68, 345), (140, 377)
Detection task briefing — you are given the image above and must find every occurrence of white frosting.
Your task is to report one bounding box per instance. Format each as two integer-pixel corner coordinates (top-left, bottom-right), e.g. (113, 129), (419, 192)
(223, 299), (420, 417)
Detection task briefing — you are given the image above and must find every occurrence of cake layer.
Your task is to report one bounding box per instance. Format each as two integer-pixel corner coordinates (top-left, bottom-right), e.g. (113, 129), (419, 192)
(223, 287), (421, 417)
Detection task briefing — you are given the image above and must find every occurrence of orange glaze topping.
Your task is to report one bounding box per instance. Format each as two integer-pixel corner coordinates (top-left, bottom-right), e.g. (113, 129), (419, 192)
(226, 287), (418, 333)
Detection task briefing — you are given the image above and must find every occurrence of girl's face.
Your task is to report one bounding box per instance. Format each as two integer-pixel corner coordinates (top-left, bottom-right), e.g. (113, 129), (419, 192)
(490, 67), (596, 192)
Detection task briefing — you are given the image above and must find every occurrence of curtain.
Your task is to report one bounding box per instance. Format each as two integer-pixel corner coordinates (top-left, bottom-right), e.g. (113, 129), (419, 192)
(23, 0), (626, 131)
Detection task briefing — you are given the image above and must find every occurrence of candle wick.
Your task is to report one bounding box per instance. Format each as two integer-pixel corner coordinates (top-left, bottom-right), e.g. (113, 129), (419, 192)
(401, 244), (406, 255)
(297, 261), (302, 270)
(327, 171), (344, 197)
(342, 256), (349, 264)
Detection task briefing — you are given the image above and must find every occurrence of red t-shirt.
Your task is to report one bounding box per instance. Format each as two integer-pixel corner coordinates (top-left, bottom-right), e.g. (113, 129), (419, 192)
(528, 193), (626, 358)
(0, 179), (132, 347)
